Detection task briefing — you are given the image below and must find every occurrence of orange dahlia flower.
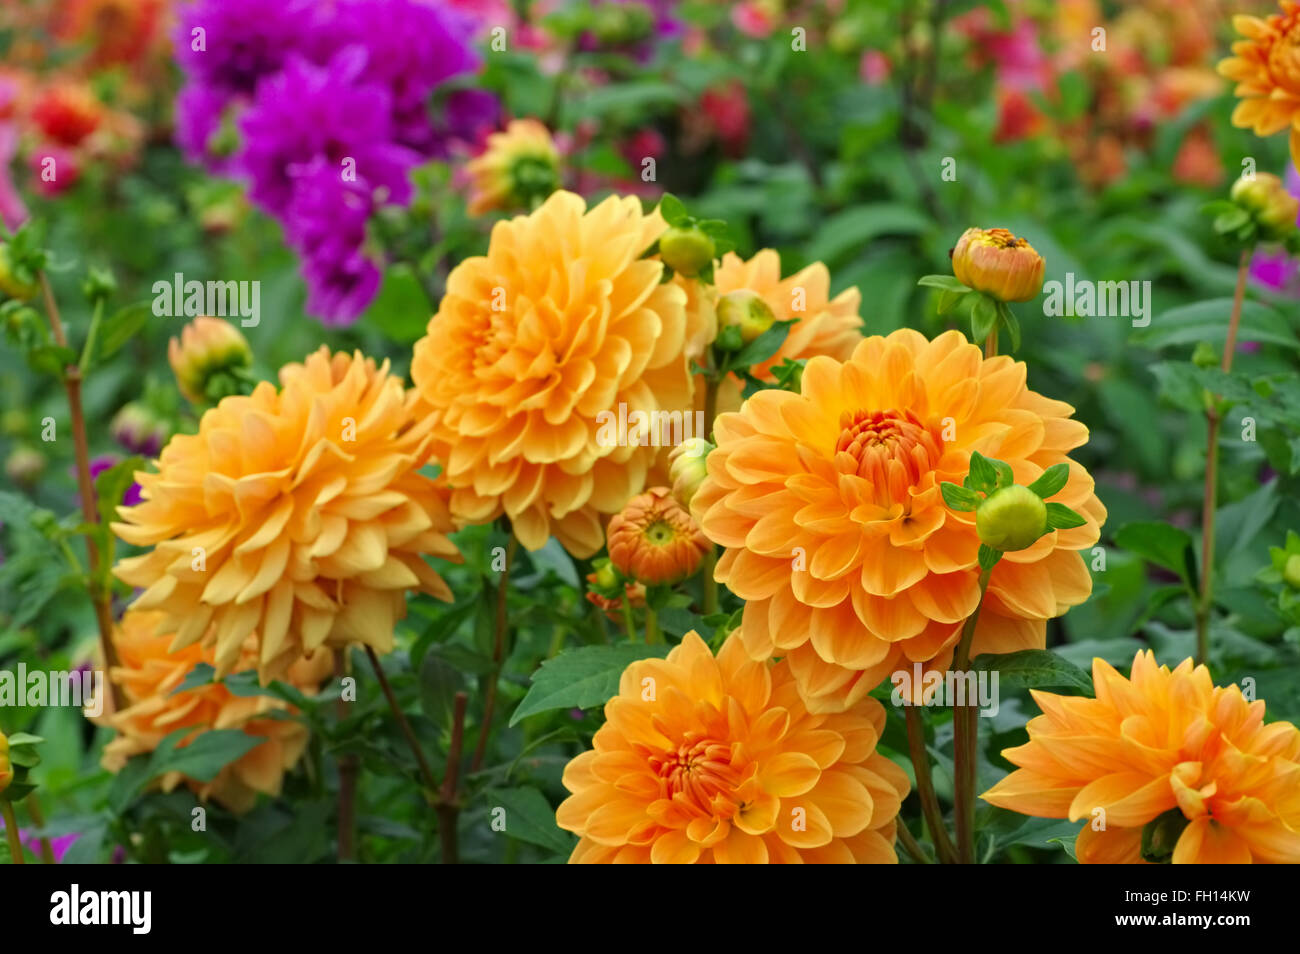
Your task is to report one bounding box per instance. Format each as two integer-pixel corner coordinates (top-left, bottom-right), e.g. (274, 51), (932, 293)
(606, 486), (711, 585)
(556, 631), (909, 863)
(113, 347), (461, 682)
(99, 609), (333, 813)
(692, 328), (1105, 713)
(983, 651), (1300, 864)
(1219, 2), (1300, 167)
(410, 190), (692, 556)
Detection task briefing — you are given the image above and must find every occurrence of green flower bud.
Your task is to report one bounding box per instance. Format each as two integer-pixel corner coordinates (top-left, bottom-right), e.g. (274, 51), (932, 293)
(0, 244), (40, 302)
(1230, 173), (1299, 243)
(716, 289), (775, 345)
(659, 226), (716, 278)
(975, 484), (1047, 552)
(668, 437), (713, 508)
(1192, 341), (1218, 369)
(1284, 553), (1300, 590)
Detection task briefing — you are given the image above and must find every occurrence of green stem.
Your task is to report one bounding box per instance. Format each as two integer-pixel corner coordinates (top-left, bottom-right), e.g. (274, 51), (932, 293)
(621, 596), (636, 642)
(2, 800), (25, 864)
(1196, 247), (1251, 668)
(471, 535), (518, 772)
(904, 702), (956, 864)
(25, 793), (55, 864)
(644, 604), (660, 645)
(953, 566), (992, 865)
(895, 818), (930, 864)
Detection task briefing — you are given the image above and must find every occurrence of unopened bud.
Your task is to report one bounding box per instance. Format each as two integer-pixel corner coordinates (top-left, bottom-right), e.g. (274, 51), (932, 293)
(951, 227), (1045, 302)
(1230, 173), (1299, 242)
(659, 226), (716, 278)
(668, 437), (713, 507)
(975, 484), (1047, 552)
(716, 289), (775, 344)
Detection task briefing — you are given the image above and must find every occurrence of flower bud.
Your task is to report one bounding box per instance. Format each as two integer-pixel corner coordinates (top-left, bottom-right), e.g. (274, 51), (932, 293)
(0, 731), (10, 796)
(1140, 808), (1190, 864)
(716, 288), (775, 344)
(4, 446), (45, 486)
(607, 486), (712, 585)
(110, 402), (169, 458)
(659, 225), (716, 278)
(951, 227), (1045, 302)
(466, 119), (561, 216)
(975, 484), (1047, 552)
(0, 243), (40, 302)
(668, 437), (712, 507)
(168, 316), (252, 405)
(1230, 173), (1299, 242)
(1284, 553), (1300, 590)
(1191, 341), (1218, 369)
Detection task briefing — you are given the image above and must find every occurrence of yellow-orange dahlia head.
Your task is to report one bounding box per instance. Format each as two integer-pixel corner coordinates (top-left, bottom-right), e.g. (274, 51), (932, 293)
(465, 118), (561, 216)
(98, 609), (332, 813)
(693, 328), (1105, 713)
(556, 631), (909, 863)
(983, 651), (1300, 864)
(1219, 2), (1300, 167)
(112, 347), (461, 682)
(606, 486), (711, 585)
(411, 190), (692, 557)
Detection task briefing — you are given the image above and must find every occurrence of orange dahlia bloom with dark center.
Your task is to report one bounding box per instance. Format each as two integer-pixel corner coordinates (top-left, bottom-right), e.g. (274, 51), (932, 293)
(557, 631), (909, 863)
(113, 348), (461, 682)
(692, 328), (1106, 713)
(983, 652), (1300, 864)
(1220, 2), (1300, 165)
(411, 191), (692, 556)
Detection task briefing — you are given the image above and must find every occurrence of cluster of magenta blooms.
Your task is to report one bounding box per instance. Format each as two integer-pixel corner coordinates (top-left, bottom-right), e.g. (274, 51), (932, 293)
(173, 0), (496, 324)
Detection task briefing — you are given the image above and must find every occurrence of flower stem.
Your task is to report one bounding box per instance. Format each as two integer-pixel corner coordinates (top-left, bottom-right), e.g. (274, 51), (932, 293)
(895, 818), (930, 864)
(984, 326), (998, 359)
(470, 534), (518, 773)
(953, 566), (992, 864)
(1196, 248), (1251, 668)
(435, 691), (468, 865)
(39, 273), (124, 713)
(903, 702), (956, 864)
(1, 800), (24, 864)
(621, 595), (636, 642)
(644, 604), (660, 645)
(365, 645), (438, 795)
(335, 650), (357, 863)
(24, 793), (55, 864)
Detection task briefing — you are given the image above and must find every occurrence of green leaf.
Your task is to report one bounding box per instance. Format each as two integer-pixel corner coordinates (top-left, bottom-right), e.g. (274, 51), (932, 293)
(26, 344), (77, 379)
(723, 318), (795, 372)
(940, 481), (980, 512)
(978, 544), (1002, 571)
(418, 652), (465, 727)
(1115, 521), (1196, 590)
(94, 455), (144, 524)
(95, 302), (151, 363)
(1138, 299), (1299, 352)
(1027, 463), (1070, 499)
(970, 294), (997, 344)
(363, 265), (433, 345)
(971, 649), (1094, 696)
(917, 274), (970, 293)
(509, 644), (671, 725)
(805, 203), (930, 265)
(483, 787), (575, 855)
(964, 451), (1000, 496)
(170, 662), (217, 695)
(1044, 502), (1086, 530)
(995, 299), (1021, 352)
(658, 192), (687, 227)
(148, 728), (266, 783)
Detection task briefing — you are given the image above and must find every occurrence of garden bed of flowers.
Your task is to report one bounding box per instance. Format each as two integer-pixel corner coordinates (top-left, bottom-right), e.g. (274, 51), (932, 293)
(1, 0), (1300, 877)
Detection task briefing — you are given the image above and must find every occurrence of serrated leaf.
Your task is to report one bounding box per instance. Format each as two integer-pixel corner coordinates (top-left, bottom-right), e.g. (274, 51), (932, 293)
(972, 649), (1094, 696)
(509, 644), (671, 725)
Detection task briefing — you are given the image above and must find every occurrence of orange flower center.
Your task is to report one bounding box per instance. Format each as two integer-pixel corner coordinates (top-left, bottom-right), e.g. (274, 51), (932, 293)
(835, 409), (943, 504)
(642, 518), (678, 547)
(648, 733), (746, 815)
